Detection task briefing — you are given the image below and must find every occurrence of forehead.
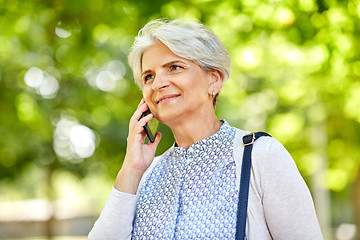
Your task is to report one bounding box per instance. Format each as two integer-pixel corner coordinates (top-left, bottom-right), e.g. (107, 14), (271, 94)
(141, 42), (186, 70)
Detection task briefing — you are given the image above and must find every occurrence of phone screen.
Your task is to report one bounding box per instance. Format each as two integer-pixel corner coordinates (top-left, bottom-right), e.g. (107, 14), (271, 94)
(140, 109), (159, 143)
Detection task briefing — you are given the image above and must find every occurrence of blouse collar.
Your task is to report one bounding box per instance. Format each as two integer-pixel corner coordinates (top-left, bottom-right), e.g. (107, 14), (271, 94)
(170, 119), (234, 156)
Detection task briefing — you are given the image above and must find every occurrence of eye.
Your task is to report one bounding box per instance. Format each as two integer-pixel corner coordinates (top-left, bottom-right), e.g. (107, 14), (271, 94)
(144, 74), (155, 83)
(170, 65), (182, 71)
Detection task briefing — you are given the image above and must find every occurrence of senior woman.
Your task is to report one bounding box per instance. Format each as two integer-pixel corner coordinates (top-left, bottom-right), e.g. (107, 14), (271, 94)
(88, 19), (323, 239)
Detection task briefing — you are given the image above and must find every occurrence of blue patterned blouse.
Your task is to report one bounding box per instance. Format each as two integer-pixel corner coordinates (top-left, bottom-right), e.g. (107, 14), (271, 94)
(132, 121), (239, 239)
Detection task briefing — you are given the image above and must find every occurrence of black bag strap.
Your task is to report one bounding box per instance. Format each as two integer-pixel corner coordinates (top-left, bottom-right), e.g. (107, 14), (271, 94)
(235, 132), (271, 240)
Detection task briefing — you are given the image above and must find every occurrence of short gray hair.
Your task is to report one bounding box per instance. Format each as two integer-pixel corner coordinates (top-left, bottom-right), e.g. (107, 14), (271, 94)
(128, 19), (231, 88)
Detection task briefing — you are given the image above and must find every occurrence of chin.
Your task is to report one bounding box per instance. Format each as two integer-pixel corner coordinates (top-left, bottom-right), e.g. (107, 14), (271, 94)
(156, 111), (181, 125)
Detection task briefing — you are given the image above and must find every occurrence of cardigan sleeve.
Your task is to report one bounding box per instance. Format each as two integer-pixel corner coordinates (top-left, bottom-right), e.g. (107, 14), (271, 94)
(88, 187), (138, 240)
(253, 137), (323, 240)
(88, 154), (165, 240)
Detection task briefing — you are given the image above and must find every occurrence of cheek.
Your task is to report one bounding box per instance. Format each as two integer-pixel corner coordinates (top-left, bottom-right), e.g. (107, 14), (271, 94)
(186, 77), (209, 96)
(142, 88), (149, 100)
(142, 87), (153, 104)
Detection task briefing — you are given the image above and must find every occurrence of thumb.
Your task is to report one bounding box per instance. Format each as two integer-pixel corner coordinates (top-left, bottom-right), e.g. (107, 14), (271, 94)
(150, 132), (162, 148)
(147, 132), (161, 155)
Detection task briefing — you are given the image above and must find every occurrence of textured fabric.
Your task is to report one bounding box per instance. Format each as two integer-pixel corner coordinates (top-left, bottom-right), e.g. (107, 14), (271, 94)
(132, 121), (238, 239)
(88, 122), (324, 240)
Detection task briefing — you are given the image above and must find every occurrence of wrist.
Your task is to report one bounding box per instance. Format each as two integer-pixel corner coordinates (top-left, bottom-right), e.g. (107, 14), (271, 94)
(114, 167), (144, 194)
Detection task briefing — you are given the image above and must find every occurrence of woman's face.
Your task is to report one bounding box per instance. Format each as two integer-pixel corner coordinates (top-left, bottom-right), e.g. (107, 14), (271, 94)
(141, 42), (214, 125)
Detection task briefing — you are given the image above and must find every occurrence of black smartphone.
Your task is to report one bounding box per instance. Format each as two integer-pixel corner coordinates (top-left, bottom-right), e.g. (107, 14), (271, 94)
(140, 109), (159, 143)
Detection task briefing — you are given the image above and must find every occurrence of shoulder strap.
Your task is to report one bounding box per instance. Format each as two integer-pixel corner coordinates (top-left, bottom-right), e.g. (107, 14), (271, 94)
(235, 131), (271, 240)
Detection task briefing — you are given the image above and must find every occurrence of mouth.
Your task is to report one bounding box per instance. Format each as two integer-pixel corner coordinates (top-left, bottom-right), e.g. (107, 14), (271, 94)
(156, 94), (181, 104)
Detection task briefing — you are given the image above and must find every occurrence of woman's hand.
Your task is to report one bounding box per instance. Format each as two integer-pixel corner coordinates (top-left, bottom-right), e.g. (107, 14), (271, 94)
(114, 99), (161, 194)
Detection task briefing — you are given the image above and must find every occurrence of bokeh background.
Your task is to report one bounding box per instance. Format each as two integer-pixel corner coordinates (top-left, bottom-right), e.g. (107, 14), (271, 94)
(1, 0), (359, 239)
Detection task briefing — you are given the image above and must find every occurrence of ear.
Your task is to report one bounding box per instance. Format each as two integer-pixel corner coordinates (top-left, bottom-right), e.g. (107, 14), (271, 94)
(208, 69), (223, 95)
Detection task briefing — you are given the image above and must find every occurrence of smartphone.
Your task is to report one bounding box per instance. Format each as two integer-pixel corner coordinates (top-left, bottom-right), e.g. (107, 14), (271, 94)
(140, 109), (159, 143)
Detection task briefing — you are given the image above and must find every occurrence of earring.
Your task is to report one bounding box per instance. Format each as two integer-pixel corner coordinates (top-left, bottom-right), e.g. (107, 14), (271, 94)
(212, 91), (216, 105)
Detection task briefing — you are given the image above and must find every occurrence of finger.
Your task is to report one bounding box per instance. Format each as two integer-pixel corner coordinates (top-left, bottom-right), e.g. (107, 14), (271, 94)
(133, 113), (153, 134)
(134, 112), (152, 133)
(129, 103), (149, 130)
(135, 102), (149, 120)
(148, 132), (162, 149)
(138, 113), (153, 127)
(137, 98), (145, 108)
(153, 132), (162, 145)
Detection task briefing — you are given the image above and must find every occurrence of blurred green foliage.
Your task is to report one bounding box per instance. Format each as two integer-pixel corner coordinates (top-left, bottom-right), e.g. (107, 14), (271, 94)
(0, 0), (360, 233)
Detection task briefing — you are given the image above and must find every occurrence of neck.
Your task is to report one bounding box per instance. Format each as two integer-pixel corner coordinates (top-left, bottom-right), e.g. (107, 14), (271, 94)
(169, 112), (222, 149)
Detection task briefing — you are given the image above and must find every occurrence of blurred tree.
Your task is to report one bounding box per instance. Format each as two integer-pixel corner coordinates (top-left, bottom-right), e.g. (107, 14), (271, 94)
(0, 0), (359, 239)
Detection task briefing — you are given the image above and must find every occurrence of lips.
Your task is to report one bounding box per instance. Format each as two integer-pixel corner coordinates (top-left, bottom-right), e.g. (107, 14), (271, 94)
(156, 94), (180, 104)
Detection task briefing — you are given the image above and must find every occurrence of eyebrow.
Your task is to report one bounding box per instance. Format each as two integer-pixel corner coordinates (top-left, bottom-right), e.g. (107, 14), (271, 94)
(141, 60), (187, 77)
(141, 69), (152, 77)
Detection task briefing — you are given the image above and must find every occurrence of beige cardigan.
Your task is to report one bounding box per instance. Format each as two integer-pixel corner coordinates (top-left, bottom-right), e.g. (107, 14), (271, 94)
(88, 128), (323, 240)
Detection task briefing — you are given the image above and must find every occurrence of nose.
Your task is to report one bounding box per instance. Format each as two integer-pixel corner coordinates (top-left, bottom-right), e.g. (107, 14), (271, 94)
(152, 72), (170, 91)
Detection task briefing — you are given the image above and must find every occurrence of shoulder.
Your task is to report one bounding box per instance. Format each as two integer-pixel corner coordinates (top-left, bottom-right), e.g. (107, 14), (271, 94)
(232, 127), (298, 186)
(232, 127), (276, 163)
(233, 127), (303, 191)
(232, 127), (291, 163)
(253, 135), (291, 163)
